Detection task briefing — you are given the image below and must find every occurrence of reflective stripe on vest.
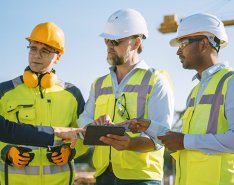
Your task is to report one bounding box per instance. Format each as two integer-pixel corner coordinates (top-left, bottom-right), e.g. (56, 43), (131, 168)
(0, 163), (70, 175)
(95, 74), (112, 100)
(12, 76), (23, 87)
(43, 164), (70, 174)
(0, 163), (39, 175)
(95, 68), (154, 118)
(187, 71), (234, 133)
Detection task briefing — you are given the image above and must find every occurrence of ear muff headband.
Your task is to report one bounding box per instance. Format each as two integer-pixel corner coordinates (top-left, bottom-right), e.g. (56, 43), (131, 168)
(23, 67), (57, 88)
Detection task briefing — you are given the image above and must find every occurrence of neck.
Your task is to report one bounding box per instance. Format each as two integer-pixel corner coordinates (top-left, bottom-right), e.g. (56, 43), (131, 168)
(115, 56), (139, 83)
(197, 51), (218, 76)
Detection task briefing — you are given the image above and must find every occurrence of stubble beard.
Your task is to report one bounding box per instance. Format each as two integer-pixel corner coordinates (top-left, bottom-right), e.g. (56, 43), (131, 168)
(107, 55), (124, 66)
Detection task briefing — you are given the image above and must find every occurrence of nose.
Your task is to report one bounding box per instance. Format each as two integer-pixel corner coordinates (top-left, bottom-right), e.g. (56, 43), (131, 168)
(176, 48), (182, 55)
(105, 40), (114, 48)
(105, 41), (115, 50)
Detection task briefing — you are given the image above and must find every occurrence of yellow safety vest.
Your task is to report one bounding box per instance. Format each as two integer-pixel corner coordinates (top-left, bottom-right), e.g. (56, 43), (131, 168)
(92, 68), (168, 180)
(0, 76), (87, 185)
(172, 68), (234, 185)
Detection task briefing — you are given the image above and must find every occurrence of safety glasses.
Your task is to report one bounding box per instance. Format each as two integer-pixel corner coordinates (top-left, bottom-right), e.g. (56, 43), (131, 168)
(104, 38), (125, 46)
(105, 35), (141, 46)
(178, 37), (206, 50)
(27, 45), (59, 58)
(117, 94), (130, 120)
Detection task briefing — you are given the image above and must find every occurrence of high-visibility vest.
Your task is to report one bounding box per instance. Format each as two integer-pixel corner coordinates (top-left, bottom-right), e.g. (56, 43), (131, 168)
(0, 76), (87, 185)
(172, 68), (234, 185)
(92, 68), (171, 180)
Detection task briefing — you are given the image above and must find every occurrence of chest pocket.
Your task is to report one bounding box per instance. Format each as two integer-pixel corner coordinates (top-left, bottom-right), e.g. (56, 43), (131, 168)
(6, 99), (35, 123)
(95, 95), (112, 119)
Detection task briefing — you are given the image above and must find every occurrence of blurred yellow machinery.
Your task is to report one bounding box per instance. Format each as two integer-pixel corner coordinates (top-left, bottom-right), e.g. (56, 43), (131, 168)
(159, 15), (234, 33)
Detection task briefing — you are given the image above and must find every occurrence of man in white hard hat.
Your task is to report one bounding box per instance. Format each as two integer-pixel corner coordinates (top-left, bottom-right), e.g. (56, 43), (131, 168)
(78, 8), (174, 185)
(156, 13), (234, 185)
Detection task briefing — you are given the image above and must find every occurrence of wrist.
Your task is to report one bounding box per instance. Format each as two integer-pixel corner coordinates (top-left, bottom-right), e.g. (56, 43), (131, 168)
(53, 127), (63, 137)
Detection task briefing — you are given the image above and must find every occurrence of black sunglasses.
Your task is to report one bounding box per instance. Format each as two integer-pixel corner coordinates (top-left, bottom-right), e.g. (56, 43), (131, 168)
(105, 35), (141, 47)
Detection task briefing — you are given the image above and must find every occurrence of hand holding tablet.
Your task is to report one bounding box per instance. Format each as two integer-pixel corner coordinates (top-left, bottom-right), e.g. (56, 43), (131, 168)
(83, 125), (125, 145)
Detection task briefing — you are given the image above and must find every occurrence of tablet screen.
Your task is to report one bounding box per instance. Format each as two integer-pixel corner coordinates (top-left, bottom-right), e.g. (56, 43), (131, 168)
(83, 125), (125, 145)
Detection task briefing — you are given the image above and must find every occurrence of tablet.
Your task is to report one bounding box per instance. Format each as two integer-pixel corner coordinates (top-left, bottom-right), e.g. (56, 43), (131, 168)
(83, 125), (125, 145)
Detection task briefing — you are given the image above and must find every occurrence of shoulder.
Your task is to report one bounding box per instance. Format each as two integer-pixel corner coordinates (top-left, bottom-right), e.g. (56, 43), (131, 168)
(0, 76), (23, 99)
(92, 74), (110, 88)
(226, 74), (234, 89)
(153, 69), (173, 88)
(63, 82), (83, 99)
(95, 74), (110, 83)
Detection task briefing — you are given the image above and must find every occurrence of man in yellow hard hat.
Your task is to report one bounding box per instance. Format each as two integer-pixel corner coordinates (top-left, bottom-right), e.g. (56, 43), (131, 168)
(78, 8), (174, 185)
(0, 22), (86, 185)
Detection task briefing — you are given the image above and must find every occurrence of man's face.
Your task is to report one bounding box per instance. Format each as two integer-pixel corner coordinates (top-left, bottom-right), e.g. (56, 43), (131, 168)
(28, 41), (60, 74)
(104, 36), (136, 66)
(176, 37), (206, 70)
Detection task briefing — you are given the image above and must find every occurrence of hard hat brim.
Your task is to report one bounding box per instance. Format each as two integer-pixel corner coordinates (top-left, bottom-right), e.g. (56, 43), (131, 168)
(169, 32), (214, 47)
(100, 33), (125, 40)
(169, 38), (179, 47)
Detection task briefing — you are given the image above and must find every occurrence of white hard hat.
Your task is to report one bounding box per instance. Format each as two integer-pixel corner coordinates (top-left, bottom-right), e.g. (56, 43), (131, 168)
(170, 13), (228, 48)
(100, 8), (148, 40)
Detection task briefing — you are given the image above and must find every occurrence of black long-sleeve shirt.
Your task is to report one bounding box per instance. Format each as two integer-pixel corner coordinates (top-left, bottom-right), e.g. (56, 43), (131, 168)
(0, 115), (54, 147)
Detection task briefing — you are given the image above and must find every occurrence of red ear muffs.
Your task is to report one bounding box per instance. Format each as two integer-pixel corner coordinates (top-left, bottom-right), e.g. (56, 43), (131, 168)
(23, 67), (57, 88)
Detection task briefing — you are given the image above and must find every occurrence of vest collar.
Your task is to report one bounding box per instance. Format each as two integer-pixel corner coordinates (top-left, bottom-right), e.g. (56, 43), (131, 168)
(192, 63), (226, 81)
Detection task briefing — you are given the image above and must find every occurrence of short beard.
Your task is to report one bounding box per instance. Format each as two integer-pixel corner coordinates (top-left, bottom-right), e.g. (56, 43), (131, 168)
(107, 55), (124, 66)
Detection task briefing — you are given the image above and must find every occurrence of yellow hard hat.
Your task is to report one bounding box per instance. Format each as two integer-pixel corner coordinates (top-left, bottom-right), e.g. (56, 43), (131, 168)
(26, 22), (65, 54)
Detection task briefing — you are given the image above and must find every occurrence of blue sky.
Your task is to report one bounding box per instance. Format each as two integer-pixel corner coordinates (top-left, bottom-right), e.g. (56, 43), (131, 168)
(1, 0), (233, 111)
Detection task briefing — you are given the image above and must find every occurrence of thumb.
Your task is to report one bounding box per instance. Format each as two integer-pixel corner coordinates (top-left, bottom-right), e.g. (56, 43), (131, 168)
(74, 128), (85, 133)
(118, 120), (130, 125)
(63, 140), (76, 149)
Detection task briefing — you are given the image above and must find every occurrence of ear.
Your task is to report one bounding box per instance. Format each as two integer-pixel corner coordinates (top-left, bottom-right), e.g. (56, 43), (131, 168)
(200, 38), (210, 52)
(132, 37), (142, 51)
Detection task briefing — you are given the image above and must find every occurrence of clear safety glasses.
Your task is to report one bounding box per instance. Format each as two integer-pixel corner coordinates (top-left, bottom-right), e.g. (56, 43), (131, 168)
(178, 37), (206, 50)
(27, 45), (59, 58)
(117, 94), (130, 120)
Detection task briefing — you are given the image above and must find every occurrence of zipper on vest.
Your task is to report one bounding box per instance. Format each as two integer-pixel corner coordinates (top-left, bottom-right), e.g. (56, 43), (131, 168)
(109, 98), (118, 165)
(39, 85), (44, 99)
(112, 98), (117, 122)
(178, 152), (181, 184)
(109, 146), (112, 163)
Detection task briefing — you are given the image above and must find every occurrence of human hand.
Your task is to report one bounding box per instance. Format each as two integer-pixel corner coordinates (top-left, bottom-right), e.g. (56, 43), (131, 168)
(92, 114), (113, 126)
(158, 131), (185, 152)
(47, 144), (75, 166)
(119, 118), (151, 133)
(7, 146), (34, 168)
(99, 134), (131, 151)
(53, 127), (85, 148)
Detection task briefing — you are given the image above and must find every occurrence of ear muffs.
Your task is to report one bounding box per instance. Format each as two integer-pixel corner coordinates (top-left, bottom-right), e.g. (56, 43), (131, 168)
(23, 67), (57, 89)
(40, 72), (57, 89)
